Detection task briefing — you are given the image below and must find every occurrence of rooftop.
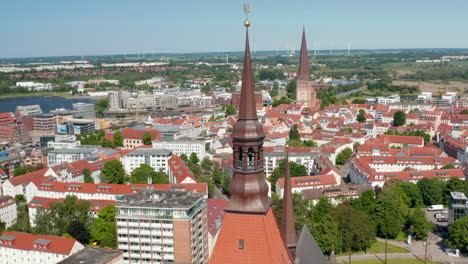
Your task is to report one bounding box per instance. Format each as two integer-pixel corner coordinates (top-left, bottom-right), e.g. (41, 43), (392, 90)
(58, 247), (123, 264)
(451, 192), (468, 200)
(126, 148), (172, 156)
(116, 189), (205, 209)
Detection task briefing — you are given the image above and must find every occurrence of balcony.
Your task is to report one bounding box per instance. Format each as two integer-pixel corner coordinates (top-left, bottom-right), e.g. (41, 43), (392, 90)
(236, 160), (263, 172)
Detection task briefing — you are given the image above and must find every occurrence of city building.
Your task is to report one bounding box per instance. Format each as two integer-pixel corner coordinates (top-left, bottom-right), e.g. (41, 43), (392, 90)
(33, 114), (56, 136)
(0, 231), (84, 264)
(58, 247), (124, 264)
(16, 105), (43, 131)
(105, 126), (161, 149)
(0, 196), (17, 227)
(276, 174), (338, 198)
(448, 192), (468, 225)
(64, 119), (96, 135)
(121, 148), (172, 174)
(153, 139), (207, 160)
(206, 198), (227, 258)
(0, 113), (15, 126)
(72, 102), (96, 119)
(0, 123), (30, 145)
(116, 189), (208, 264)
(47, 147), (98, 167)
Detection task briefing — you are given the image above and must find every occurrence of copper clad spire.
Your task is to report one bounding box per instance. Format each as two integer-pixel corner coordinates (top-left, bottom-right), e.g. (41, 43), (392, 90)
(280, 148), (297, 259)
(238, 29), (257, 120)
(226, 21), (269, 214)
(298, 28), (310, 81)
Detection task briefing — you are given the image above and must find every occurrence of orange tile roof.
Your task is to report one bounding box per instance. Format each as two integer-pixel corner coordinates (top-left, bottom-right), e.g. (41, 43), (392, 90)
(28, 196), (115, 211)
(277, 174), (337, 189)
(0, 231), (80, 255)
(209, 208), (291, 264)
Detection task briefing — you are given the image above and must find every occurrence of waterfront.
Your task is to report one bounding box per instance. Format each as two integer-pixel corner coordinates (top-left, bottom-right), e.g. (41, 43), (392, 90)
(0, 96), (98, 113)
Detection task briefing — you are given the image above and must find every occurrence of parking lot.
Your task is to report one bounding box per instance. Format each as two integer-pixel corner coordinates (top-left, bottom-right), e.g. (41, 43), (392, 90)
(423, 208), (448, 226)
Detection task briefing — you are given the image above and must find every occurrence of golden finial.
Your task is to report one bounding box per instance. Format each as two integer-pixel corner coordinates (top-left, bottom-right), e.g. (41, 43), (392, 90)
(243, 3), (250, 27)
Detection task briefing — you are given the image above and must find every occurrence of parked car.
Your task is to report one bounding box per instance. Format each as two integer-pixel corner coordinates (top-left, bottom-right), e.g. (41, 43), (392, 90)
(437, 217), (448, 222)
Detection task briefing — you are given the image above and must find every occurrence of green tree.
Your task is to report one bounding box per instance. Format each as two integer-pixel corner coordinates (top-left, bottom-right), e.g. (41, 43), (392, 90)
(393, 182), (423, 208)
(417, 178), (444, 206)
(101, 138), (113, 148)
(14, 194), (26, 203)
(447, 216), (468, 252)
(142, 132), (152, 145)
(201, 157), (213, 172)
(224, 105), (236, 117)
(13, 166), (29, 176)
(212, 163), (223, 186)
(190, 152), (200, 164)
(180, 153), (189, 163)
(459, 109), (468, 114)
(330, 204), (375, 252)
(352, 98), (366, 104)
(335, 148), (353, 165)
(130, 164), (155, 184)
(313, 197), (333, 223)
(8, 212), (30, 233)
(351, 189), (376, 214)
(311, 215), (340, 255)
(289, 124), (301, 141)
(373, 189), (407, 239)
(83, 168), (94, 183)
(96, 98), (109, 116)
(303, 139), (318, 147)
(286, 79), (296, 99)
(67, 220), (90, 244)
(357, 109), (366, 123)
(0, 221), (5, 234)
(113, 131), (124, 148)
(222, 171), (232, 196)
(34, 196), (91, 236)
(393, 111), (406, 126)
(406, 208), (434, 240)
(90, 204), (117, 248)
(272, 96), (292, 107)
(100, 160), (126, 184)
(441, 163), (455, 169)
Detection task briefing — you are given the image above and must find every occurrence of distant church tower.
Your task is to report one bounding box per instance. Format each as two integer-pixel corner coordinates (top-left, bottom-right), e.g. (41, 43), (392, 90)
(296, 28), (316, 109)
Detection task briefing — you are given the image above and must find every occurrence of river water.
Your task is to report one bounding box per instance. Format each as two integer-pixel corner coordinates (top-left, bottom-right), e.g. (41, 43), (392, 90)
(0, 96), (98, 113)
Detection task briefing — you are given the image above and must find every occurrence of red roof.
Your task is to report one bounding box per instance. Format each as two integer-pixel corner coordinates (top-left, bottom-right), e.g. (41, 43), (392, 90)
(168, 155), (197, 183)
(31, 180), (208, 196)
(209, 208), (291, 264)
(0, 231), (81, 255)
(277, 174), (337, 189)
(7, 168), (48, 187)
(207, 198), (228, 236)
(0, 195), (15, 209)
(28, 196), (115, 211)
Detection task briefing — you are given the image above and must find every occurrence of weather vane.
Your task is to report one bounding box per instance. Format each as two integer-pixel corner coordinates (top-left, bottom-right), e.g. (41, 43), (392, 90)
(243, 3), (250, 27)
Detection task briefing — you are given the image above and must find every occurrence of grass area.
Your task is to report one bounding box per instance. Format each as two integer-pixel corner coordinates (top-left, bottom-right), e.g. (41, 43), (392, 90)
(337, 241), (410, 256)
(0, 91), (70, 99)
(340, 258), (442, 264)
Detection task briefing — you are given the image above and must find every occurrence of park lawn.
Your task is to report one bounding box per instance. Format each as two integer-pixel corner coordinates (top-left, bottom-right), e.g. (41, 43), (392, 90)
(340, 258), (442, 264)
(338, 241), (409, 256)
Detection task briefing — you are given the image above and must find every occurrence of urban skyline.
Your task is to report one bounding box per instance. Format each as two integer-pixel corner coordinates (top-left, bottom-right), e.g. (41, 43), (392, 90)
(1, 0), (468, 58)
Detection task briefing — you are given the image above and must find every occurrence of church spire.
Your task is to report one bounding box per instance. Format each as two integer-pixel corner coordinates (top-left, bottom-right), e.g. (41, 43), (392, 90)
(226, 15), (269, 214)
(280, 147), (297, 259)
(238, 29), (257, 120)
(298, 28), (310, 81)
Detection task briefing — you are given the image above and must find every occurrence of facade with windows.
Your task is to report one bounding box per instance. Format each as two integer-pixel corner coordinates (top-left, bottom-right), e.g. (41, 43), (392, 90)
(0, 196), (17, 227)
(449, 192), (468, 225)
(152, 140), (207, 160)
(116, 189), (208, 264)
(121, 148), (172, 174)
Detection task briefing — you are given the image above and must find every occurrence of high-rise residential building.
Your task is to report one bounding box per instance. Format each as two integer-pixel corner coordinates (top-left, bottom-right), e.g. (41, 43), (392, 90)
(116, 189), (208, 264)
(72, 102), (96, 119)
(121, 148), (172, 174)
(295, 29), (319, 111)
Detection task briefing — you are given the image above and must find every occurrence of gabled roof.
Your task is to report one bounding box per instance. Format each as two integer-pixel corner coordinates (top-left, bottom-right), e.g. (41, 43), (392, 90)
(207, 198), (228, 236)
(7, 168), (48, 187)
(295, 225), (327, 264)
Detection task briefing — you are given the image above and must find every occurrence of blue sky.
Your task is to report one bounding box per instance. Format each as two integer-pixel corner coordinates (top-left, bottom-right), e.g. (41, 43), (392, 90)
(1, 0), (467, 58)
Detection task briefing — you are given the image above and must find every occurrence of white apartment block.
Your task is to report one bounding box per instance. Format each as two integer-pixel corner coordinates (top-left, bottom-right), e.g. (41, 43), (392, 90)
(152, 140), (207, 159)
(0, 232), (84, 264)
(121, 148), (172, 174)
(376, 94), (400, 105)
(0, 196), (17, 228)
(116, 189), (208, 264)
(47, 148), (97, 167)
